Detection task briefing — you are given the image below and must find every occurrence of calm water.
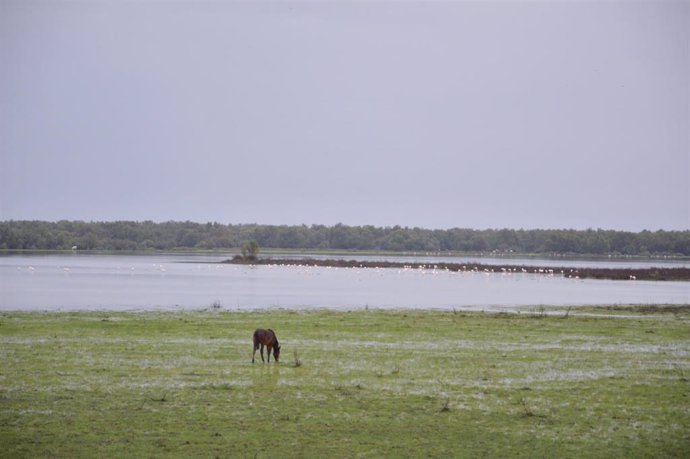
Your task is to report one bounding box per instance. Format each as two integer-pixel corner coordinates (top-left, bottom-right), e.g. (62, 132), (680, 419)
(1, 253), (688, 311)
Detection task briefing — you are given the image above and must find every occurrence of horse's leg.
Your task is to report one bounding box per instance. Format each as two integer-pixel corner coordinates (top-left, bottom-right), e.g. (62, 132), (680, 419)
(252, 342), (257, 363)
(260, 344), (265, 362)
(267, 345), (272, 363)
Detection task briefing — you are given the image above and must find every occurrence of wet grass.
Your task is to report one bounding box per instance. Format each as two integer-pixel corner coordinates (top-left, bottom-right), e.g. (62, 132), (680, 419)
(1, 308), (689, 457)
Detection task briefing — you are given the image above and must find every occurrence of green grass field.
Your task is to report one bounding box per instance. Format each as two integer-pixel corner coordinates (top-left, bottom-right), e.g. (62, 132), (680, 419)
(1, 307), (689, 457)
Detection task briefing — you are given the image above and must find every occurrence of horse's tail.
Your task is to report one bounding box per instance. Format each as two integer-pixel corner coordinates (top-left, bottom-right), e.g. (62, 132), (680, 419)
(252, 329), (259, 347)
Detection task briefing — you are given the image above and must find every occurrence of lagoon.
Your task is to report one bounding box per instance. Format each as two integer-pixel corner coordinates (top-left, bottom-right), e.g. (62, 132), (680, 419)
(1, 253), (688, 311)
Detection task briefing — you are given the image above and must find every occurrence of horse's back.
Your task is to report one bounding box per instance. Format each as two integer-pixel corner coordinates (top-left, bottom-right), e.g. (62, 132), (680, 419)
(253, 328), (275, 345)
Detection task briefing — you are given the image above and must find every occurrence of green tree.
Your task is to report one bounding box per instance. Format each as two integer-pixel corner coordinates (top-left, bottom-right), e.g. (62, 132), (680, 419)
(240, 240), (260, 260)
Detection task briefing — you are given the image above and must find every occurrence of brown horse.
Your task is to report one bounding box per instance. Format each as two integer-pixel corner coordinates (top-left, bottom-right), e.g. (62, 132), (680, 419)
(252, 328), (281, 363)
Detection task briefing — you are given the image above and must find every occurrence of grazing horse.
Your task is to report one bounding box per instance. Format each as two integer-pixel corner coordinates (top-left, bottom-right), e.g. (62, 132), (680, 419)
(252, 328), (281, 363)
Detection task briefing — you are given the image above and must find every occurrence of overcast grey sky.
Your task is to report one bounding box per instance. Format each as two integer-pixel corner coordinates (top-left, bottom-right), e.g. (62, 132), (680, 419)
(1, 1), (688, 231)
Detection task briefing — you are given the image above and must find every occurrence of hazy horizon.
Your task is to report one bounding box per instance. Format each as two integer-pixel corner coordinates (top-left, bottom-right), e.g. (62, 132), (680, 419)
(1, 218), (687, 235)
(1, 1), (688, 232)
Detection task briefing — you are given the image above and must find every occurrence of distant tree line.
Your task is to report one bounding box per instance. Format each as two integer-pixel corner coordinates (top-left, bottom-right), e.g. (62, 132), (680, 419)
(0, 220), (688, 256)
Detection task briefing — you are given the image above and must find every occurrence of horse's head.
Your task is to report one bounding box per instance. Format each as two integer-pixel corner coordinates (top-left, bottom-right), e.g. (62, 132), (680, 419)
(274, 344), (281, 361)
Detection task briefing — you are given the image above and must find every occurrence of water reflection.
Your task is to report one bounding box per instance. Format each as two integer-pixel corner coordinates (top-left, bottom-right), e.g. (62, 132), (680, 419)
(1, 253), (688, 311)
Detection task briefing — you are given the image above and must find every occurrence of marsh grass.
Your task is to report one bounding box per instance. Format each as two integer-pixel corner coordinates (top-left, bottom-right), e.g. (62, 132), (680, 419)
(1, 308), (689, 457)
(292, 349), (302, 368)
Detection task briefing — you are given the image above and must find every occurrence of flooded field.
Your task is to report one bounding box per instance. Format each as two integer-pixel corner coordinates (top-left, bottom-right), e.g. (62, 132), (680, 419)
(1, 253), (688, 311)
(1, 309), (688, 457)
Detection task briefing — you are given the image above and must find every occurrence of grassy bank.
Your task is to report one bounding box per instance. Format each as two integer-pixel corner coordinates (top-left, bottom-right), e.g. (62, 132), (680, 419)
(1, 308), (689, 457)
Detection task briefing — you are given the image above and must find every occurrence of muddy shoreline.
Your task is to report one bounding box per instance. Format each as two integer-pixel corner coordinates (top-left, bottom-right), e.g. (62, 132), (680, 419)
(221, 257), (690, 281)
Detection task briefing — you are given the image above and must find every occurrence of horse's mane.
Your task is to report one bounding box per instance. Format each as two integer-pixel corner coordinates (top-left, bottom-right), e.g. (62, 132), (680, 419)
(268, 329), (279, 346)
